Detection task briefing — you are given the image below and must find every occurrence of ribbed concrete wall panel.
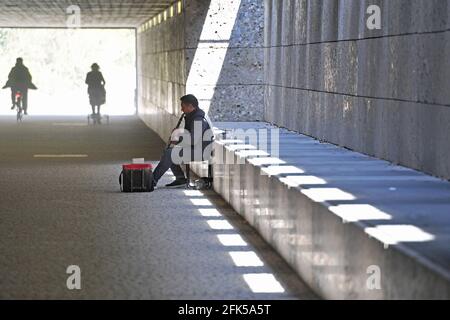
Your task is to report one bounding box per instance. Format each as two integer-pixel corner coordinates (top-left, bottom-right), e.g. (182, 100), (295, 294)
(264, 0), (450, 179)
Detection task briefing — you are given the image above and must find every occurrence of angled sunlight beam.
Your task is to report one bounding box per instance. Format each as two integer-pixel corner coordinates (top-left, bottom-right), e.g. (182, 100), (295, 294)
(198, 208), (222, 217)
(243, 274), (285, 293)
(280, 175), (327, 188)
(261, 165), (305, 177)
(236, 150), (270, 158)
(365, 225), (435, 246)
(225, 144), (257, 152)
(190, 198), (213, 206)
(185, 0), (242, 114)
(229, 252), (264, 267)
(247, 157), (286, 166)
(217, 234), (248, 247)
(302, 188), (356, 202)
(207, 220), (234, 230)
(183, 190), (204, 197)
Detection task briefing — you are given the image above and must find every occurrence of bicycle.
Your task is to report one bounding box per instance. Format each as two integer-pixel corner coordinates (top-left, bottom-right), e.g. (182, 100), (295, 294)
(14, 90), (24, 123)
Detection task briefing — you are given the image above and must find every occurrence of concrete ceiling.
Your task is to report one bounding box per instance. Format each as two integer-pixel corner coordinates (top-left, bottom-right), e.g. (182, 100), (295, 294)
(0, 0), (175, 28)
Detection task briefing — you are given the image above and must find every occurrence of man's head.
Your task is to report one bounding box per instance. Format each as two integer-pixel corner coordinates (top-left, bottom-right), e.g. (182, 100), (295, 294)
(16, 57), (23, 65)
(91, 63), (100, 71)
(180, 94), (198, 114)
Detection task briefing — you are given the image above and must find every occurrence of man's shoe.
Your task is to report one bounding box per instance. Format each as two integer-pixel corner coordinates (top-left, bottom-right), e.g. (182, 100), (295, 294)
(150, 180), (157, 192)
(165, 178), (187, 188)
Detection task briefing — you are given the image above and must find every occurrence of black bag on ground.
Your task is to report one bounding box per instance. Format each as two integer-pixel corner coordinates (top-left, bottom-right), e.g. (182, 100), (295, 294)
(119, 164), (154, 192)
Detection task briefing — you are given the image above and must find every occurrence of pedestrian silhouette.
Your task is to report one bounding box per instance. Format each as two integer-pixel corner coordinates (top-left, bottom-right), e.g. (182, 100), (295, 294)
(85, 63), (106, 115)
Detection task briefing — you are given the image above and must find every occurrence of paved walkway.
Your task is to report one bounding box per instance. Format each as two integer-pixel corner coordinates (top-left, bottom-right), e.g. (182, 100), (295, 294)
(0, 116), (316, 299)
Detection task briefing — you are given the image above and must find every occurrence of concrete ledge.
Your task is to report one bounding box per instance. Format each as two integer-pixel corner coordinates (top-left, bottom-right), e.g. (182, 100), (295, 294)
(196, 121), (450, 299)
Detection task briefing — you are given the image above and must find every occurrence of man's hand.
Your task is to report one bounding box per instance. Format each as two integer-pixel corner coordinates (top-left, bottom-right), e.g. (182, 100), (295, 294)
(170, 128), (185, 144)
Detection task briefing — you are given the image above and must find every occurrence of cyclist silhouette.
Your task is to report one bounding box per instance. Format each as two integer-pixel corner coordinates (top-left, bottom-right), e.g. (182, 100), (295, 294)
(85, 63), (106, 115)
(2, 57), (37, 115)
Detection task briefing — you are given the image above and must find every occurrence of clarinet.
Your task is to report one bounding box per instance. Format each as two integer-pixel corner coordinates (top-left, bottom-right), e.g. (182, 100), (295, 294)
(167, 113), (186, 147)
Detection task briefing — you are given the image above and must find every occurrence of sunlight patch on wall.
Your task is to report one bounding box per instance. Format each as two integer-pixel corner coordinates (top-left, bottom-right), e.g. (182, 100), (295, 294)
(185, 0), (242, 114)
(243, 274), (285, 293)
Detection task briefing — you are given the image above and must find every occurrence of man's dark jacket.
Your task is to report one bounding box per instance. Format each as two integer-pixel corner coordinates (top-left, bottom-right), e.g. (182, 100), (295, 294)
(182, 108), (214, 161)
(4, 64), (37, 89)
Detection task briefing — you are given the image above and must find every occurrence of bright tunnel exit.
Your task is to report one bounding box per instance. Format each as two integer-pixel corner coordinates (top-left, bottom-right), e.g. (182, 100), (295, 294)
(0, 28), (136, 115)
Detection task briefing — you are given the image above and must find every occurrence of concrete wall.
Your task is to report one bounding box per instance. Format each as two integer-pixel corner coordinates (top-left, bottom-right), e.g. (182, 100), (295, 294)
(138, 0), (265, 141)
(137, 4), (186, 141)
(264, 0), (450, 180)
